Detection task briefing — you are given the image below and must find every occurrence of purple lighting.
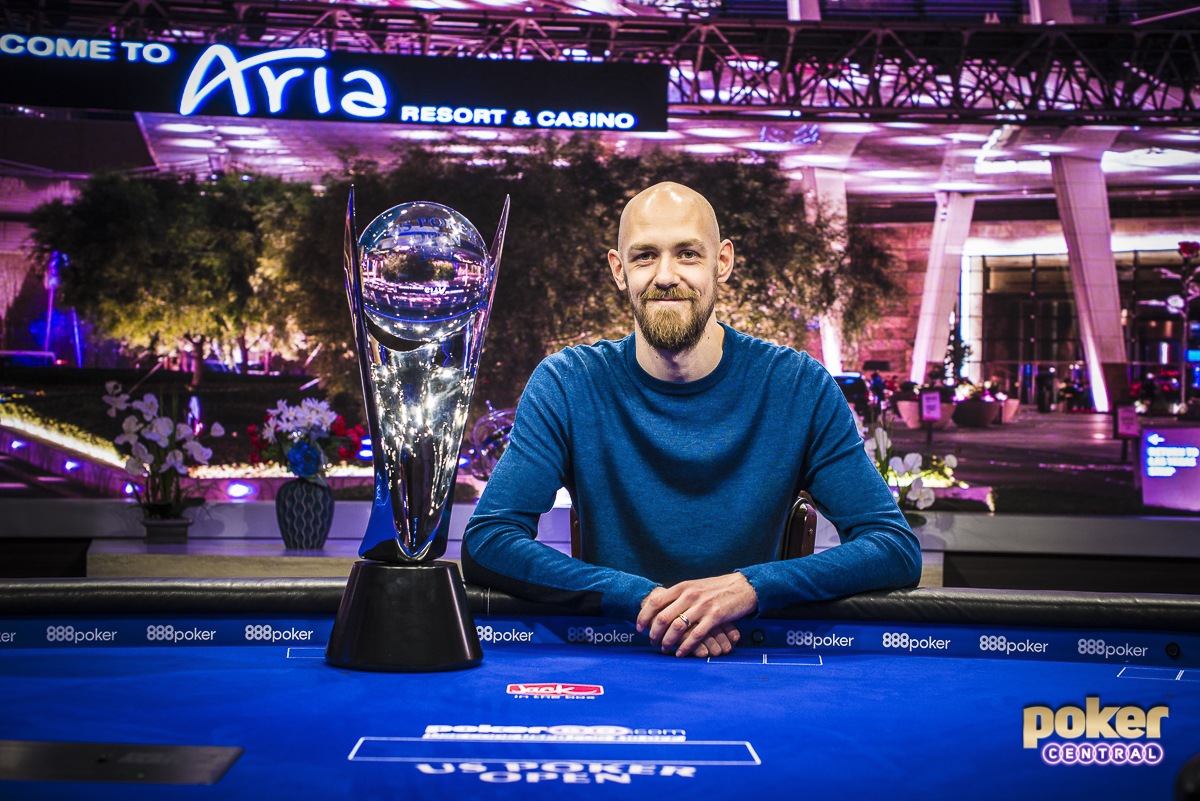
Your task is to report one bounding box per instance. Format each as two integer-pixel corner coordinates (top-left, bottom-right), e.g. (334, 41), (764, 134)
(63, 461), (80, 471)
(11, 440), (26, 450)
(226, 481), (256, 499)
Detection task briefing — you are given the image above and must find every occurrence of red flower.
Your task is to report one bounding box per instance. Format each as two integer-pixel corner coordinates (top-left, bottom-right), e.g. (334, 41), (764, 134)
(249, 453), (260, 464)
(331, 416), (347, 436)
(1180, 241), (1200, 258)
(338, 446), (350, 459)
(247, 424), (257, 435)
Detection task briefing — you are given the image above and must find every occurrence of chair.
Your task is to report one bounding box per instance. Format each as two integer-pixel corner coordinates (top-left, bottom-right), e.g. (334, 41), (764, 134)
(568, 490), (818, 561)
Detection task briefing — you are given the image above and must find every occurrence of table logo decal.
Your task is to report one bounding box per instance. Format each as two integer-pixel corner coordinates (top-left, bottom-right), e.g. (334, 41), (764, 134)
(243, 624), (315, 642)
(476, 625), (534, 644)
(146, 625), (216, 643)
(1076, 638), (1148, 659)
(881, 632), (950, 652)
(979, 634), (1048, 655)
(507, 683), (603, 699)
(785, 630), (854, 648)
(1024, 697), (1168, 766)
(566, 626), (635, 645)
(44, 625), (116, 644)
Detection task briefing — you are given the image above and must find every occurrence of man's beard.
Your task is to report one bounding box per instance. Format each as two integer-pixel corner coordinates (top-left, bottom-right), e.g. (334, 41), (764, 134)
(630, 285), (715, 353)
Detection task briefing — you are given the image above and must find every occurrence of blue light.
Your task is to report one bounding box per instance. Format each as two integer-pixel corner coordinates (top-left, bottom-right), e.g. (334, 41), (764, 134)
(358, 448), (373, 460)
(1188, 349), (1200, 362)
(340, 69), (388, 118)
(226, 481), (256, 499)
(123, 483), (137, 495)
(458, 456), (470, 469)
(360, 438), (372, 446)
(11, 440), (25, 450)
(63, 460), (80, 471)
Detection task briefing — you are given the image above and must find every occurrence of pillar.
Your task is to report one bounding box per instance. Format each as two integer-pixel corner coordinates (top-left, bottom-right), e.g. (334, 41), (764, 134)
(804, 168), (847, 374)
(1051, 155), (1127, 413)
(910, 192), (976, 386)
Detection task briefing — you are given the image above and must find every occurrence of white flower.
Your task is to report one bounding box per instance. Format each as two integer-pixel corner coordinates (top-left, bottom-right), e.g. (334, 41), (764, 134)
(182, 439), (212, 465)
(132, 441), (153, 466)
(909, 476), (935, 509)
(102, 386), (131, 417)
(210, 422), (225, 437)
(131, 393), (159, 421)
(864, 439), (877, 458)
(944, 454), (958, 469)
(124, 457), (145, 478)
(903, 452), (923, 475)
(889, 456), (906, 476)
(872, 427), (890, 456)
(143, 417), (173, 447)
(175, 423), (195, 441)
(161, 450), (187, 475)
(115, 415), (141, 446)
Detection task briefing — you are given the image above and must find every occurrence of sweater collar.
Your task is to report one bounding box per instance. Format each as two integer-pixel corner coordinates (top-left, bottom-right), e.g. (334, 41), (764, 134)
(623, 323), (737, 395)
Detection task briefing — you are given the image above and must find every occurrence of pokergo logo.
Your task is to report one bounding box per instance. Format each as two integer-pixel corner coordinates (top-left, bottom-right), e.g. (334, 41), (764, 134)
(566, 627), (634, 645)
(1024, 698), (1169, 766)
(477, 625), (534, 643)
(786, 630), (855, 648)
(243, 624), (314, 642)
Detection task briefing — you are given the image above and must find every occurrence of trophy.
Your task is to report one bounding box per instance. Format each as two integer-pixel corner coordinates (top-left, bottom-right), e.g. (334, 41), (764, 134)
(325, 190), (508, 672)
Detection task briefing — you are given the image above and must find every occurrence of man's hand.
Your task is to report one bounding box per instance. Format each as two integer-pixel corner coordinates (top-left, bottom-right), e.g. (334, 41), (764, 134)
(636, 573), (759, 658)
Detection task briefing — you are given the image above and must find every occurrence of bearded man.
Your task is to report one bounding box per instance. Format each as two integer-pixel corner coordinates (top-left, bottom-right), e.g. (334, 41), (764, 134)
(462, 182), (920, 658)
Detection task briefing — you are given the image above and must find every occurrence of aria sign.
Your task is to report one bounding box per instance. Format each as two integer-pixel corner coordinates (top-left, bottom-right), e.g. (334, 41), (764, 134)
(0, 35), (667, 131)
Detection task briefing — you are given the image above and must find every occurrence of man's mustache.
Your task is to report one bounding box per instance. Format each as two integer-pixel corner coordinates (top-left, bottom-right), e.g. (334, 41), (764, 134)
(640, 287), (699, 302)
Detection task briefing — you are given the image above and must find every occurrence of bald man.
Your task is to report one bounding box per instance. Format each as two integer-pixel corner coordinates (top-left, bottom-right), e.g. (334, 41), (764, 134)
(462, 182), (920, 658)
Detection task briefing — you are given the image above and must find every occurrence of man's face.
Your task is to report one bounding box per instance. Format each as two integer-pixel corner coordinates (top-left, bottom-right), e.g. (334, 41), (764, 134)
(608, 190), (734, 353)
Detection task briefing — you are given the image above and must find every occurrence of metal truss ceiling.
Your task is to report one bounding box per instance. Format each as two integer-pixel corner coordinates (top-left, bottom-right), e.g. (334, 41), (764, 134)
(5, 1), (1200, 124)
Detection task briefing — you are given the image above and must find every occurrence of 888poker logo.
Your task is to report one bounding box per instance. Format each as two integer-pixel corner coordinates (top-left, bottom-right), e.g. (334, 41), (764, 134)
(1024, 697), (1169, 766)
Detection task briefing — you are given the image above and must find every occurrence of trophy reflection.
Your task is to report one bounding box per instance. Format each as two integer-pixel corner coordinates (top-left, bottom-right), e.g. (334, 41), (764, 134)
(325, 192), (508, 672)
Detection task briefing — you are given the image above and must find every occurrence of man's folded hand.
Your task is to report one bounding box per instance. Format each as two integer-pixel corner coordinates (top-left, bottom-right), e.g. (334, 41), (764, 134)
(636, 573), (759, 658)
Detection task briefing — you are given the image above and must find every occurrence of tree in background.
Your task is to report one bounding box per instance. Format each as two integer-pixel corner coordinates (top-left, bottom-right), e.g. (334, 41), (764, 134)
(286, 135), (896, 417)
(29, 171), (309, 385)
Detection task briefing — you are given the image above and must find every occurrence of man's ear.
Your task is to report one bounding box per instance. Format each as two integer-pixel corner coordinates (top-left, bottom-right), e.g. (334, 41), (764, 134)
(716, 239), (735, 284)
(608, 249), (628, 291)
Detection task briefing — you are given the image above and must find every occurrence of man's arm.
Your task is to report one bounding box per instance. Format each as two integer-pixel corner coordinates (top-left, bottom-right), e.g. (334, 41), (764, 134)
(461, 363), (660, 622)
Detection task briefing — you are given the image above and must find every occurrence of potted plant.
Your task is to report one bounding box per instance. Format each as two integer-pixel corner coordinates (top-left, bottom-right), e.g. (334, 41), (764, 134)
(862, 424), (958, 528)
(249, 399), (364, 549)
(951, 382), (1001, 428)
(102, 382), (225, 543)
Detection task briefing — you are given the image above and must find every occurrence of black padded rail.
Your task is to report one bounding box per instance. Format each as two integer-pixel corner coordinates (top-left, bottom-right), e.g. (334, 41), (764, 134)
(0, 578), (348, 616)
(2, 578), (1200, 633)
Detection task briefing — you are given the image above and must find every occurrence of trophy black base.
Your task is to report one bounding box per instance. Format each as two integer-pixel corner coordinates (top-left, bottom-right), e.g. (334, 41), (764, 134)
(325, 560), (483, 673)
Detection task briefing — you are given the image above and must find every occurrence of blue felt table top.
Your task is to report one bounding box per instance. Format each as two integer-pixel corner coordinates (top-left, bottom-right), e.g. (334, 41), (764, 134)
(2, 628), (1198, 801)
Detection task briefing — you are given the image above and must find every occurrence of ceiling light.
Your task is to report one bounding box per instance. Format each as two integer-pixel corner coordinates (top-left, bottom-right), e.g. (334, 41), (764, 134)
(864, 169), (928, 179)
(740, 142), (796, 152)
(1018, 144), (1075, 153)
(630, 131), (682, 139)
(225, 139), (282, 149)
(686, 127), (754, 138)
(158, 123), (211, 133)
(393, 130), (450, 140)
(683, 143), (735, 154)
(945, 132), (992, 142)
(890, 136), (946, 146)
(821, 122), (878, 134)
(166, 138), (217, 149)
(462, 130), (502, 140)
(882, 122), (928, 129)
(217, 125), (268, 136)
(1105, 148), (1200, 168)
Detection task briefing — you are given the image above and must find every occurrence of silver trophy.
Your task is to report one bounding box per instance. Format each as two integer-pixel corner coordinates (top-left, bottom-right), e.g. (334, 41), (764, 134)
(326, 190), (508, 672)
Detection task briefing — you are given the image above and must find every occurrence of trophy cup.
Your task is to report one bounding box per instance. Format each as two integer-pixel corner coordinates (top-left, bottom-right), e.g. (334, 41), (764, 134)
(325, 190), (508, 672)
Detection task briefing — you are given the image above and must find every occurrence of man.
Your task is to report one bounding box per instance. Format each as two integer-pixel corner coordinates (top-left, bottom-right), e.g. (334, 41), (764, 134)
(462, 182), (920, 658)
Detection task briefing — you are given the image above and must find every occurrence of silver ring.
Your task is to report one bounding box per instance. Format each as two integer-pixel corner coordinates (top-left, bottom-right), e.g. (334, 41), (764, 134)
(676, 613), (691, 628)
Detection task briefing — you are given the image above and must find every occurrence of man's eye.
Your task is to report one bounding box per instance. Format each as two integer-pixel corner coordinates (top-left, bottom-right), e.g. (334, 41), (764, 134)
(679, 250), (699, 259)
(634, 252), (655, 261)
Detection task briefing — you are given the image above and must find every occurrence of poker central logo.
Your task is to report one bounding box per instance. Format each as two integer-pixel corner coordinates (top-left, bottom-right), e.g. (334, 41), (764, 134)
(1024, 697), (1169, 766)
(507, 683), (604, 699)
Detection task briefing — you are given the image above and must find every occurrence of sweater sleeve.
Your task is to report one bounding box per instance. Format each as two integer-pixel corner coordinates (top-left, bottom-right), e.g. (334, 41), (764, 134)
(461, 362), (660, 621)
(737, 364), (923, 614)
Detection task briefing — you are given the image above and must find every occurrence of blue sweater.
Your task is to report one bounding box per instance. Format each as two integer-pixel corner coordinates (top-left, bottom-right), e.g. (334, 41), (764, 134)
(461, 325), (921, 620)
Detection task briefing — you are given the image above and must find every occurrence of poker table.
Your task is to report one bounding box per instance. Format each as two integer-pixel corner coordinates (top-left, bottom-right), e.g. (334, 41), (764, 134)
(2, 576), (1199, 800)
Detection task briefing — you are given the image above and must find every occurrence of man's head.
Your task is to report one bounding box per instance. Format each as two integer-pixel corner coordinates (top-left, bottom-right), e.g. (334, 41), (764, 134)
(608, 182), (734, 353)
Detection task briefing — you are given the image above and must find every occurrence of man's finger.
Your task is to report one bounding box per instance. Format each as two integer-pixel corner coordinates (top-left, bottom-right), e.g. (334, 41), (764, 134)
(637, 587), (677, 634)
(658, 609), (695, 653)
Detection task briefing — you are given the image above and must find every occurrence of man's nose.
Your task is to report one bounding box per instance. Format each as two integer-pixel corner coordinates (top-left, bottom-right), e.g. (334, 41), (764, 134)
(652, 257), (681, 287)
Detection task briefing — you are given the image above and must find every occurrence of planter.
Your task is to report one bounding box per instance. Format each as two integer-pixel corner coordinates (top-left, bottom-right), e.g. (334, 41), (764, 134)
(141, 518), (192, 545)
(999, 398), (1021, 424)
(894, 400), (956, 430)
(275, 477), (335, 550)
(952, 399), (1000, 428)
